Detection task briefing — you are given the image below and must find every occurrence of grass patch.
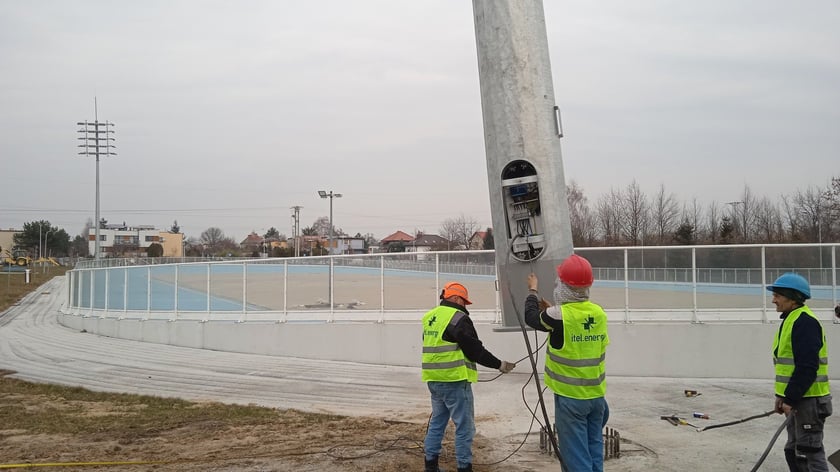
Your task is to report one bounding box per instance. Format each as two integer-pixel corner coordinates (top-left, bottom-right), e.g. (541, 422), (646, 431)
(0, 376), (342, 440)
(0, 265), (69, 313)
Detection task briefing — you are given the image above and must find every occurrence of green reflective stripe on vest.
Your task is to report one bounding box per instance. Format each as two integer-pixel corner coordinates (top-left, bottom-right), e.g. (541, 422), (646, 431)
(546, 368), (606, 387)
(547, 350), (606, 368)
(421, 305), (478, 383)
(423, 345), (459, 353)
(774, 357), (828, 366)
(776, 374), (829, 384)
(772, 306), (830, 398)
(543, 301), (609, 400)
(423, 359), (478, 371)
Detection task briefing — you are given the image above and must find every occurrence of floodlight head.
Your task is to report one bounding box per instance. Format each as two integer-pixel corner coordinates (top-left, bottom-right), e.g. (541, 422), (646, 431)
(335, 194), (343, 198)
(318, 190), (327, 198)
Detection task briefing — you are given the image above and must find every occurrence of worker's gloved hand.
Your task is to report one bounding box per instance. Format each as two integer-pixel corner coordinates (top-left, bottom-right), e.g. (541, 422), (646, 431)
(539, 298), (552, 312)
(499, 361), (516, 374)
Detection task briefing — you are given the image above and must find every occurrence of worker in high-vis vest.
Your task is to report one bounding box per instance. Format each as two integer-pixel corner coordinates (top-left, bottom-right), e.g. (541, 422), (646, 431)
(422, 281), (516, 472)
(524, 254), (609, 472)
(767, 273), (832, 472)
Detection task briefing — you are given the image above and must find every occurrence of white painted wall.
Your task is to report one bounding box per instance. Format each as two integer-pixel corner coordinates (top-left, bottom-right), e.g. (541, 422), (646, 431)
(58, 313), (840, 380)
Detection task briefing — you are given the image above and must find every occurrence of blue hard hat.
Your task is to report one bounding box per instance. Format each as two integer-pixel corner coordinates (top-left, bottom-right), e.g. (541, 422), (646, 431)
(766, 273), (811, 300)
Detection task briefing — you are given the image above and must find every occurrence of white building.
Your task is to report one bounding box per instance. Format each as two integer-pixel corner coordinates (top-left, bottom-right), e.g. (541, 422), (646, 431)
(88, 224), (182, 258)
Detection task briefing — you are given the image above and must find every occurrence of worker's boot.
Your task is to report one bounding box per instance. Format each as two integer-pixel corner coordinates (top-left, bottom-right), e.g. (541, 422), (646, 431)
(424, 456), (445, 472)
(457, 464), (473, 472)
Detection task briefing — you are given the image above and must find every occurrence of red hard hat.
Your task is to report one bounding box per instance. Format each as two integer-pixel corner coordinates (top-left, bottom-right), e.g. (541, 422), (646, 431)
(556, 254), (594, 288)
(441, 282), (472, 305)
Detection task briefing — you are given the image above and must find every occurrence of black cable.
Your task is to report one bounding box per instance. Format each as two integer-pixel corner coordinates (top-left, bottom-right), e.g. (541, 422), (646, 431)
(698, 410), (776, 432)
(504, 242), (563, 463)
(750, 414), (792, 472)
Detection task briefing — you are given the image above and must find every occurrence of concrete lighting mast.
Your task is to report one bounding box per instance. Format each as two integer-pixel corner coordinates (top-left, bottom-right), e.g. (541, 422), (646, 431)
(473, 1), (573, 328)
(77, 99), (116, 260)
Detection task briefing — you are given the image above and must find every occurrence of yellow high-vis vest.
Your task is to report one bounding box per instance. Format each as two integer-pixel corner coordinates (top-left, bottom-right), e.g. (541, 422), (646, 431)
(422, 306), (477, 383)
(544, 301), (609, 399)
(773, 306), (830, 398)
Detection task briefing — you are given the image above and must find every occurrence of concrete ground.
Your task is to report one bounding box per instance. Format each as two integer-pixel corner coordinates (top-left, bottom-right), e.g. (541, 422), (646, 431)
(2, 277), (839, 471)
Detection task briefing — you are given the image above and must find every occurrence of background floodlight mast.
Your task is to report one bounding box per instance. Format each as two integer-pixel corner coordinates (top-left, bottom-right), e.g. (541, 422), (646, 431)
(318, 190), (342, 255)
(290, 206), (303, 257)
(77, 100), (116, 260)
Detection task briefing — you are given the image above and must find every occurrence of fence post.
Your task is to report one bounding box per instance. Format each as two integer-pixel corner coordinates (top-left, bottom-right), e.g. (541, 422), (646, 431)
(282, 260), (288, 323)
(692, 248), (699, 324)
(379, 255), (385, 324)
(624, 249), (630, 323)
(206, 263), (211, 315)
(761, 246), (768, 323)
(124, 268), (129, 314)
(146, 266), (151, 320)
(174, 264), (179, 320)
(104, 268), (110, 317)
(241, 262), (247, 321)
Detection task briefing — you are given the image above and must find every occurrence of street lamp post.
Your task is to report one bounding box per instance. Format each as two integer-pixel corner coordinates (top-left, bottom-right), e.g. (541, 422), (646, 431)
(42, 230), (53, 273)
(318, 190), (342, 308)
(318, 190), (342, 255)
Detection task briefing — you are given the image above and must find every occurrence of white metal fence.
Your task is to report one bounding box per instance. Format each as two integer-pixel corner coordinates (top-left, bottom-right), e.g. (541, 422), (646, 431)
(65, 243), (839, 323)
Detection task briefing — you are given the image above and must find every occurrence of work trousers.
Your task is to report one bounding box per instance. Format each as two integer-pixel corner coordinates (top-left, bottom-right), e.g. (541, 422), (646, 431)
(784, 395), (833, 472)
(555, 394), (609, 472)
(424, 380), (475, 469)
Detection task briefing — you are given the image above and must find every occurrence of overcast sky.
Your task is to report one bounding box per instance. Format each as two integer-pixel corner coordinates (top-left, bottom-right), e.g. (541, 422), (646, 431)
(1, 1), (838, 242)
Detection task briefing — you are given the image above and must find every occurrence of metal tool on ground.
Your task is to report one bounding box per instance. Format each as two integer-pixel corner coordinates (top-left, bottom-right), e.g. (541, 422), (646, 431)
(693, 412), (710, 419)
(684, 389), (701, 397)
(660, 415), (699, 429)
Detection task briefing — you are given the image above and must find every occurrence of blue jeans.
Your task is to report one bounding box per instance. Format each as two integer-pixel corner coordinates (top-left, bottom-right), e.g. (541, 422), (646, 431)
(555, 394), (609, 472)
(424, 380), (475, 468)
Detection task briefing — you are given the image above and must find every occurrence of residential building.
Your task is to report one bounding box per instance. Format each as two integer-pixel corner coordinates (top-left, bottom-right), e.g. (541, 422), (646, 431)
(379, 230), (414, 252)
(0, 229), (20, 254)
(406, 233), (450, 253)
(469, 231), (488, 250)
(88, 224), (182, 258)
(332, 236), (366, 255)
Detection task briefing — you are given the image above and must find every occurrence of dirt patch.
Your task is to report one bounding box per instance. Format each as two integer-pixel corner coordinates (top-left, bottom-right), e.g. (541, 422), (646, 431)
(0, 376), (549, 471)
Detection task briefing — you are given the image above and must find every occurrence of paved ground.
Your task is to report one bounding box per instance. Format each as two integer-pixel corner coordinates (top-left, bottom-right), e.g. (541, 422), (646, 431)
(2, 277), (840, 471)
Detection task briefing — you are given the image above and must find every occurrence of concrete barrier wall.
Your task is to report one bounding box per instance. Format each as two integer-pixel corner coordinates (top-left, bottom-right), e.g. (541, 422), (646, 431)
(58, 313), (840, 380)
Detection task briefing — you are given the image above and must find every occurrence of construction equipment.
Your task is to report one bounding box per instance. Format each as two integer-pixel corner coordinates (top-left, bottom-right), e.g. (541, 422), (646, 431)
(33, 257), (61, 266)
(2, 248), (31, 267)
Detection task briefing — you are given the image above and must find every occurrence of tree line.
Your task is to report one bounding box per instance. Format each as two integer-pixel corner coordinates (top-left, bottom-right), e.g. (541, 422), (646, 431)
(567, 177), (839, 247)
(6, 176), (837, 260)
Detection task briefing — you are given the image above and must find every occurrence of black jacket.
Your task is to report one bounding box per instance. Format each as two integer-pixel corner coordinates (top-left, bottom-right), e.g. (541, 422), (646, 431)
(524, 294), (565, 350)
(438, 300), (502, 370)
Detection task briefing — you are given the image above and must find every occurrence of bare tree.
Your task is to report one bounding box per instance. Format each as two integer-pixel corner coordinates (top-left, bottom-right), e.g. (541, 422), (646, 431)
(596, 188), (623, 245)
(682, 198), (703, 242)
(439, 214), (479, 250)
(566, 180), (596, 246)
(200, 227), (231, 255)
(651, 184), (680, 245)
(737, 185), (758, 243)
(823, 177), (840, 242)
(621, 180), (649, 246)
(705, 201), (721, 244)
(794, 186), (825, 243)
(753, 197), (783, 243)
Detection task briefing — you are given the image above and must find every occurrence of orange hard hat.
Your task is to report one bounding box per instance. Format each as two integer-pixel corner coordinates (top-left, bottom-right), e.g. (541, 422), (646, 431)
(441, 282), (472, 305)
(556, 254), (594, 288)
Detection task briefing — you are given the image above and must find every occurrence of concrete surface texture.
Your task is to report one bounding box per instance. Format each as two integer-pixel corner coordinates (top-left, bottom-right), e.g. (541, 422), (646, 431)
(2, 277), (840, 471)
